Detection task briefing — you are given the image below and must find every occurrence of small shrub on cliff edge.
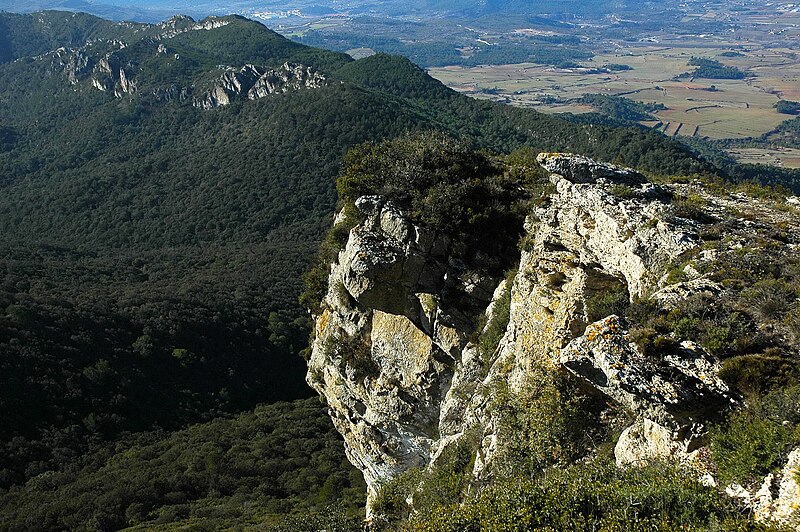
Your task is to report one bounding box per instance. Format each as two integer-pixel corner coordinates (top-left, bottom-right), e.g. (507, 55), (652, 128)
(337, 333), (379, 381)
(299, 204), (361, 315)
(585, 276), (630, 323)
(492, 367), (602, 479)
(476, 268), (517, 365)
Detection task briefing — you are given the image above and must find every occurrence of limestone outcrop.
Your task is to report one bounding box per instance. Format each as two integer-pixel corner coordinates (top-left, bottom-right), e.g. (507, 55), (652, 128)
(752, 448), (800, 527)
(561, 315), (732, 467)
(724, 449), (800, 527)
(42, 17), (325, 107)
(307, 152), (800, 523)
(307, 195), (500, 506)
(193, 63), (326, 109)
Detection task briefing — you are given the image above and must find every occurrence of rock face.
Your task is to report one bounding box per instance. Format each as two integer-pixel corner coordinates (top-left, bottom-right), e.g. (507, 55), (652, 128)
(753, 448), (800, 527)
(561, 316), (730, 423)
(307, 153), (753, 515)
(90, 53), (138, 98)
(307, 195), (499, 506)
(724, 449), (800, 527)
(42, 17), (326, 107)
(193, 63), (327, 109)
(155, 15), (232, 39)
(561, 315), (732, 466)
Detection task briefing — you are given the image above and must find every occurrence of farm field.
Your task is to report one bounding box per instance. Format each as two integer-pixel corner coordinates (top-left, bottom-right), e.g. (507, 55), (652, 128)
(429, 44), (800, 142)
(727, 147), (800, 169)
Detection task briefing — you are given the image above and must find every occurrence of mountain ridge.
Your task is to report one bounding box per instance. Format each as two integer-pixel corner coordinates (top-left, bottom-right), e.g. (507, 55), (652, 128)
(1, 10), (798, 529)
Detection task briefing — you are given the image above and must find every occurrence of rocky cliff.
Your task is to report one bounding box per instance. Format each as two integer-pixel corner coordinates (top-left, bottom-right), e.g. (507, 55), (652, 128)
(193, 62), (326, 109)
(41, 16), (329, 107)
(308, 151), (800, 527)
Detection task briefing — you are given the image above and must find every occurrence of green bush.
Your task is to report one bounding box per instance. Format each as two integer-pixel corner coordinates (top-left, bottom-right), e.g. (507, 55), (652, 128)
(740, 278), (797, 321)
(628, 327), (680, 359)
(477, 269), (516, 364)
(410, 460), (759, 531)
(299, 205), (362, 315)
(720, 354), (800, 396)
(775, 100), (800, 115)
(492, 368), (601, 479)
(711, 407), (793, 485)
(631, 291), (761, 360)
(0, 398), (367, 530)
(337, 333), (379, 381)
(336, 133), (532, 244)
(610, 184), (636, 199)
(371, 469), (422, 528)
(671, 193), (714, 223)
(267, 504), (365, 532)
(585, 278), (630, 322)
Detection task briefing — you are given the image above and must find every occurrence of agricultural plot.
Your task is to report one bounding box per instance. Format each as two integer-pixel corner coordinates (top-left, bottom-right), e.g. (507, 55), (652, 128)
(727, 148), (800, 169)
(429, 45), (799, 142)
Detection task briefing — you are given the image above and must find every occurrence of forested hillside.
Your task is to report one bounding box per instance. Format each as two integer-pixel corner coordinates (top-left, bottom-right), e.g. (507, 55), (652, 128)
(0, 398), (366, 530)
(0, 11), (123, 62)
(0, 10), (795, 529)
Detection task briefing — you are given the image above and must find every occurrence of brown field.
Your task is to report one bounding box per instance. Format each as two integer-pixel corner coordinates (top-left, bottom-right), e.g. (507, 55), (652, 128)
(429, 44), (800, 142)
(727, 147), (800, 169)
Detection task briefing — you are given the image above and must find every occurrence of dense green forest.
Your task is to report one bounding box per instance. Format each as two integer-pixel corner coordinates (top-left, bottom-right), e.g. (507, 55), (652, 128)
(679, 57), (747, 80)
(577, 94), (666, 122)
(0, 11), (127, 62)
(760, 116), (800, 148)
(0, 398), (366, 530)
(1, 10), (799, 529)
(295, 28), (591, 68)
(775, 100), (800, 115)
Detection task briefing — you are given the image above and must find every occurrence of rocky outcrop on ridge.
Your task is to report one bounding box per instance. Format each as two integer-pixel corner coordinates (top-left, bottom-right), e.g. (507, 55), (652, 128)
(307, 151), (800, 524)
(40, 16), (326, 107)
(193, 63), (327, 109)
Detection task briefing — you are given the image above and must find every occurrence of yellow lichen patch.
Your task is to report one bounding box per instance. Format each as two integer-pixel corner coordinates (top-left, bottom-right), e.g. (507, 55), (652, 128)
(318, 309), (331, 334)
(371, 311), (435, 373)
(586, 323), (603, 342)
(435, 325), (461, 355)
(416, 292), (439, 316)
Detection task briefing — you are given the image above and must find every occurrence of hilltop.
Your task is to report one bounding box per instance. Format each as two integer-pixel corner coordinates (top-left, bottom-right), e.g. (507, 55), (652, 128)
(309, 135), (800, 529)
(0, 10), (796, 529)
